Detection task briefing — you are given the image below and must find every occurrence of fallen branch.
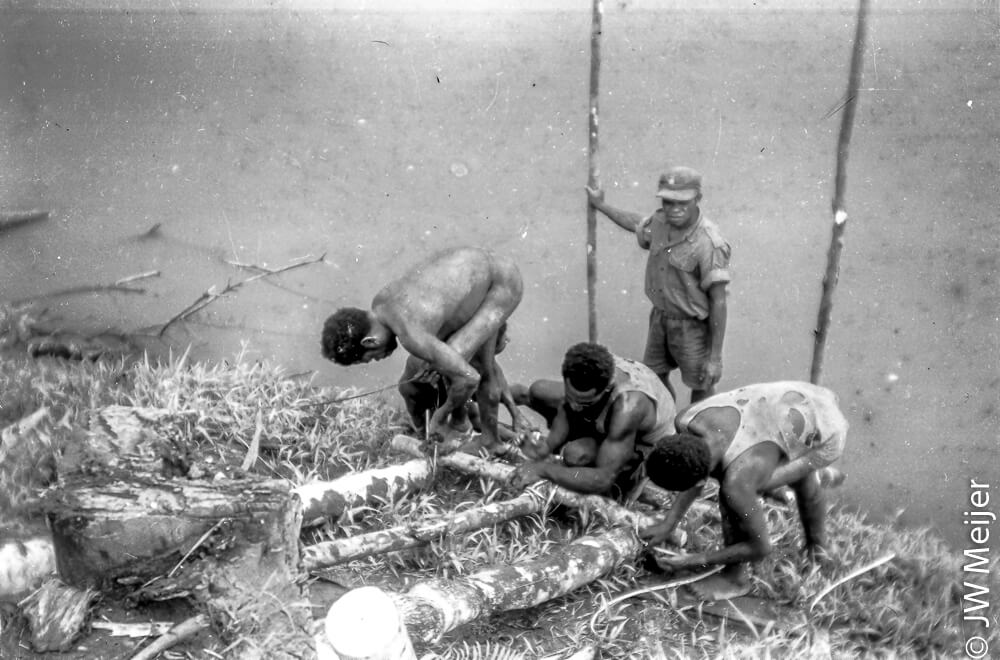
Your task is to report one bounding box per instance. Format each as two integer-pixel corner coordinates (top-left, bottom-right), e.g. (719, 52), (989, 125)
(9, 272), (156, 305)
(91, 621), (175, 638)
(809, 552), (895, 611)
(0, 209), (49, 232)
(588, 566), (726, 634)
(128, 613), (209, 660)
(158, 253), (325, 337)
(114, 270), (161, 286)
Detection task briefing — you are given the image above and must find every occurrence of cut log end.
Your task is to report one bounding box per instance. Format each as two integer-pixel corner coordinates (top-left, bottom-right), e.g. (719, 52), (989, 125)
(324, 586), (416, 660)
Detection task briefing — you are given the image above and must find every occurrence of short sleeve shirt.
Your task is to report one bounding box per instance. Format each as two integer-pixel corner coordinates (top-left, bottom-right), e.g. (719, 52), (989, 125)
(637, 210), (732, 320)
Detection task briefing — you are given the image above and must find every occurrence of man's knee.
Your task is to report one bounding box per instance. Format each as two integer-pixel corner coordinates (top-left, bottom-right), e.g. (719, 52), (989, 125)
(528, 379), (563, 408)
(509, 382), (530, 406)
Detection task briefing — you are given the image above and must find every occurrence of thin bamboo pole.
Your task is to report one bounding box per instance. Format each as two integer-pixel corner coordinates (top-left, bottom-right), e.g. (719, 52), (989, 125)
(586, 0), (603, 343)
(810, 0), (870, 385)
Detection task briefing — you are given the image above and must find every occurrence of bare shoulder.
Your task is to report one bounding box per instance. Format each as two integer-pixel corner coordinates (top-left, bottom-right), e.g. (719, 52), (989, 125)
(607, 391), (655, 438)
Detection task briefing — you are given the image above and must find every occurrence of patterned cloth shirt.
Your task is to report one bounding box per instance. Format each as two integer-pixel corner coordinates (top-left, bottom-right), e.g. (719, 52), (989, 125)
(637, 210), (732, 320)
(676, 381), (848, 468)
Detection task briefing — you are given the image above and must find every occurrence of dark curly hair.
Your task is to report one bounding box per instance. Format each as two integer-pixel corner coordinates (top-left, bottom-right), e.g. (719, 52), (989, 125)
(561, 342), (615, 392)
(321, 308), (371, 365)
(645, 433), (712, 491)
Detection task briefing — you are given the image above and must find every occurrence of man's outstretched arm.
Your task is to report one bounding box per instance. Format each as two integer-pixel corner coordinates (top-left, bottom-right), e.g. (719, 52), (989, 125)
(657, 480), (772, 570)
(512, 432), (636, 494)
(640, 481), (705, 546)
(586, 187), (646, 234)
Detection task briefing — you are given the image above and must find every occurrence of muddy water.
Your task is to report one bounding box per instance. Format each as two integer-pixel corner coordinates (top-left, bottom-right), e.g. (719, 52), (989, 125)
(1, 6), (997, 549)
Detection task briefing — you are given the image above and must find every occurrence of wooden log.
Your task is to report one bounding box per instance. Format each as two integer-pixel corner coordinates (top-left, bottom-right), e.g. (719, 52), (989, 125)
(292, 458), (433, 526)
(388, 526), (642, 644)
(128, 614), (209, 660)
(303, 490), (543, 570)
(391, 435), (661, 531)
(0, 209), (49, 232)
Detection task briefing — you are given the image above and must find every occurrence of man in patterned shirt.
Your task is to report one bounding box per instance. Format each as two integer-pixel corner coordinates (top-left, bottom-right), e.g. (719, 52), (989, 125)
(640, 381), (849, 600)
(587, 166), (731, 404)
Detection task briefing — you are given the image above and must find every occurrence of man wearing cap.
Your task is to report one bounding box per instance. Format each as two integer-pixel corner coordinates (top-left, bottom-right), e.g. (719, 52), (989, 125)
(587, 166), (731, 403)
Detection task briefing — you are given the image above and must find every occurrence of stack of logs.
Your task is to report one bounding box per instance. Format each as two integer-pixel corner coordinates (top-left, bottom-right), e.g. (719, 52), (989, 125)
(2, 406), (699, 656)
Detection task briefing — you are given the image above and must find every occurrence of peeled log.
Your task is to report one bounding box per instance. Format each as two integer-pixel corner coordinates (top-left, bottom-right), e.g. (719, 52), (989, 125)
(293, 458), (432, 526)
(304, 491), (544, 570)
(389, 526), (643, 643)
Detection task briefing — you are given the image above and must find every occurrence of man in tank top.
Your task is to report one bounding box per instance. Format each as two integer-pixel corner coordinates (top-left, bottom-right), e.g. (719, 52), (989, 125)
(508, 342), (676, 500)
(641, 381), (848, 600)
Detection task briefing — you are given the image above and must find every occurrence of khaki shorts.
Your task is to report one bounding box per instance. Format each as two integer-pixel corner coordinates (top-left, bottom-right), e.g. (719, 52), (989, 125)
(642, 307), (710, 389)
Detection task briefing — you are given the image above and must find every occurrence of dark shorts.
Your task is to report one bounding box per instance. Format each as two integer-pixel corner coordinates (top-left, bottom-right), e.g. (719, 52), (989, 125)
(643, 307), (710, 389)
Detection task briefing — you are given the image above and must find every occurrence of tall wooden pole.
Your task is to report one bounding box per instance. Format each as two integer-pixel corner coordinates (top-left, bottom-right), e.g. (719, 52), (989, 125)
(810, 0), (869, 385)
(586, 0), (603, 343)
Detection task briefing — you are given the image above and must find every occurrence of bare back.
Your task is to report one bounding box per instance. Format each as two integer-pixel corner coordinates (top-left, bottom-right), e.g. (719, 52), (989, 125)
(373, 246), (523, 363)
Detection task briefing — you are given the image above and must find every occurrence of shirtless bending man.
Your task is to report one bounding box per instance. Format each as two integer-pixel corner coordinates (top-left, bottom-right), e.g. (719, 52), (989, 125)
(321, 247), (526, 454)
(640, 381), (848, 600)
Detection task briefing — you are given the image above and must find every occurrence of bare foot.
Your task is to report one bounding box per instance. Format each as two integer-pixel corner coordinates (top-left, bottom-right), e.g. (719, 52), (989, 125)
(688, 566), (751, 601)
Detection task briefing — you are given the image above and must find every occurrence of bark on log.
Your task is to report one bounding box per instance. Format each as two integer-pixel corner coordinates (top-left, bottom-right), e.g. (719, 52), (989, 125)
(388, 526), (642, 644)
(391, 435), (661, 531)
(293, 458), (433, 526)
(303, 491), (543, 570)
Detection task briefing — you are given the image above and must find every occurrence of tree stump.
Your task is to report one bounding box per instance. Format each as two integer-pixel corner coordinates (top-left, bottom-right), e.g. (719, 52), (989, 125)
(40, 405), (312, 654)
(47, 476), (301, 597)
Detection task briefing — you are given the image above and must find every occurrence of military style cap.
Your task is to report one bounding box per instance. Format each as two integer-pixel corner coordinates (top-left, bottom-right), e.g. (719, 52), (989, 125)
(656, 166), (702, 201)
